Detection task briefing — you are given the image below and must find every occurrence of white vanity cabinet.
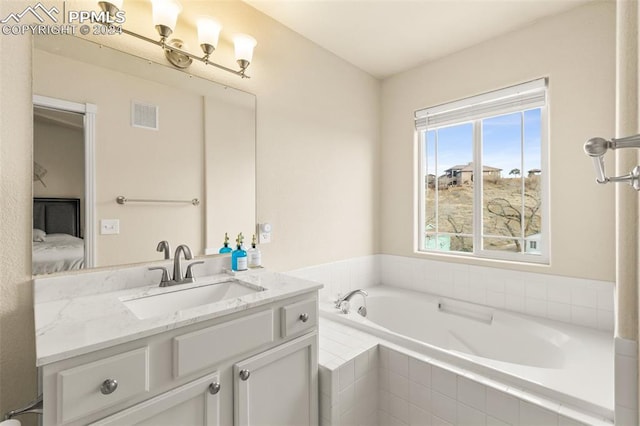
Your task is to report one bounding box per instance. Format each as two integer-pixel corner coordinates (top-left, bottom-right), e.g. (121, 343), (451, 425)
(234, 333), (317, 426)
(39, 292), (319, 426)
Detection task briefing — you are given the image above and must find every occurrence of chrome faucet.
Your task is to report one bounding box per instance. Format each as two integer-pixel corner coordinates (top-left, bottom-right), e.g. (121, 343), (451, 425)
(148, 244), (203, 287)
(173, 244), (193, 283)
(335, 289), (368, 316)
(334, 289), (368, 308)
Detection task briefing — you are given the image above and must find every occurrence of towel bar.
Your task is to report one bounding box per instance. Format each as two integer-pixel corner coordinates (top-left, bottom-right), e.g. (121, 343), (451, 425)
(4, 394), (43, 420)
(116, 196), (200, 206)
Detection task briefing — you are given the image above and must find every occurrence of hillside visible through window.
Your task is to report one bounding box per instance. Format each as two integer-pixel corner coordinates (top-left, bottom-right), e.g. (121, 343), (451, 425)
(422, 109), (542, 257)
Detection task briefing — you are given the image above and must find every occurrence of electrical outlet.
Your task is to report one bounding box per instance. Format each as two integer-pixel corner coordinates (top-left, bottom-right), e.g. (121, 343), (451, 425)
(100, 219), (120, 235)
(257, 223), (272, 244)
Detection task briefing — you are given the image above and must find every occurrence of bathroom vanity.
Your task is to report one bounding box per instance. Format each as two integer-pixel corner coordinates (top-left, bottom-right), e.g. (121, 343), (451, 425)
(34, 262), (321, 425)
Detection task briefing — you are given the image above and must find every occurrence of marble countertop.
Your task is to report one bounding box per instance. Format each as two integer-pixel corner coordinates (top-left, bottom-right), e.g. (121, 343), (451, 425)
(34, 270), (322, 366)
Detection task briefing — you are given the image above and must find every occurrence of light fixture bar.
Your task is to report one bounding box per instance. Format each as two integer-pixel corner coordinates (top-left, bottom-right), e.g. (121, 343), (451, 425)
(96, 1), (254, 78)
(118, 27), (249, 77)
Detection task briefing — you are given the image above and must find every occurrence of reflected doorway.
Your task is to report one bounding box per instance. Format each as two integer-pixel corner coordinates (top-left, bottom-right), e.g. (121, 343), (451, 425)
(32, 95), (96, 275)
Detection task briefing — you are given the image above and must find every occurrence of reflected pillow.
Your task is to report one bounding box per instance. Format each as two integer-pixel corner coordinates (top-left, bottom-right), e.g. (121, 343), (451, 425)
(33, 228), (46, 242)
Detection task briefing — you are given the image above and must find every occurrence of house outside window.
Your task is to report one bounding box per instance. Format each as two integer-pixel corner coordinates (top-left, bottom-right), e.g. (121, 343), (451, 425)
(415, 79), (549, 263)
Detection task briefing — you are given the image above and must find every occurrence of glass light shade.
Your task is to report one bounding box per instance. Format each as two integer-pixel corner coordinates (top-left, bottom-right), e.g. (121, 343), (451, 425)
(197, 18), (222, 50)
(151, 0), (182, 32)
(233, 34), (257, 64)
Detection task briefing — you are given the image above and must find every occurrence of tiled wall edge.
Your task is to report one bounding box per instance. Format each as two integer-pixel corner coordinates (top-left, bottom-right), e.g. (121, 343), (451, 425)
(614, 337), (638, 425)
(379, 254), (614, 332)
(286, 254), (382, 303)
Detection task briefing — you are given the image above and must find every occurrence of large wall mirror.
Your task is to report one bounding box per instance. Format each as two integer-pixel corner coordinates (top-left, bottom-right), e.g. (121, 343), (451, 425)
(32, 35), (256, 275)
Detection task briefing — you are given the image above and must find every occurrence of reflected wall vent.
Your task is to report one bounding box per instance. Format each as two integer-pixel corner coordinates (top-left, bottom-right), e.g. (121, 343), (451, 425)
(131, 102), (159, 130)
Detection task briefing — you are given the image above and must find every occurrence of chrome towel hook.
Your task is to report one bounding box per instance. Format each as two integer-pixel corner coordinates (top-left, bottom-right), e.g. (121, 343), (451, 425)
(584, 134), (640, 190)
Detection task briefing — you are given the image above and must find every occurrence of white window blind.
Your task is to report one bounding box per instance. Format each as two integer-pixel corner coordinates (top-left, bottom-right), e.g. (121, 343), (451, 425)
(415, 78), (547, 130)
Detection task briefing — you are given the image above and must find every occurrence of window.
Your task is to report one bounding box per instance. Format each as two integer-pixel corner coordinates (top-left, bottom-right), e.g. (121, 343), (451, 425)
(415, 79), (548, 263)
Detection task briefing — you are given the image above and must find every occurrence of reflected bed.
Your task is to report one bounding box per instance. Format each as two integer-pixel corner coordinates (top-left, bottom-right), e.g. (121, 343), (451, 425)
(33, 197), (84, 274)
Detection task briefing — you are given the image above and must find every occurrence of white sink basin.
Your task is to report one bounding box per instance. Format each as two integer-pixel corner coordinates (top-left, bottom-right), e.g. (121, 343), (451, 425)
(123, 281), (263, 320)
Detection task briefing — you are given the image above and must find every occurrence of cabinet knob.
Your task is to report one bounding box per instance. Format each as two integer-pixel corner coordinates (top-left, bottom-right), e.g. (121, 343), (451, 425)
(239, 369), (251, 381)
(208, 382), (221, 395)
(100, 378), (118, 395)
(299, 313), (309, 323)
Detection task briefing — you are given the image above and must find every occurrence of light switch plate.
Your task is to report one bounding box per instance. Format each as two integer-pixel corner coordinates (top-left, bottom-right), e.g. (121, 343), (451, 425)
(100, 219), (120, 235)
(259, 232), (271, 244)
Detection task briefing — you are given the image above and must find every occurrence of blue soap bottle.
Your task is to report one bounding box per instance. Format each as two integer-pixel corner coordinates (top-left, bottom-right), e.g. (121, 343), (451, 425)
(231, 232), (248, 271)
(219, 232), (233, 254)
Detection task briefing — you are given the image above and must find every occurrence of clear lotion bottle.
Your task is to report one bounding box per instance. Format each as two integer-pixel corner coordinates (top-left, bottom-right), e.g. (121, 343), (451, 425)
(248, 234), (262, 268)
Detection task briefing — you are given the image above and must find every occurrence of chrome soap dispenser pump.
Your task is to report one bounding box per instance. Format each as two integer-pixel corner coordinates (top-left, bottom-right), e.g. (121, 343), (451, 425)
(219, 232), (233, 254)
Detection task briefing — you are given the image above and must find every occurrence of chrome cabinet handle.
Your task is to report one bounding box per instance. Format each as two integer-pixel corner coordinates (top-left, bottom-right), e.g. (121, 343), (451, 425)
(100, 379), (118, 395)
(239, 369), (251, 381)
(208, 382), (221, 395)
(299, 313), (309, 323)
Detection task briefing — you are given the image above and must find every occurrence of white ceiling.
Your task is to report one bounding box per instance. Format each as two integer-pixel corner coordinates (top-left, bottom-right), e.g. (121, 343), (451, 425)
(244, 0), (594, 79)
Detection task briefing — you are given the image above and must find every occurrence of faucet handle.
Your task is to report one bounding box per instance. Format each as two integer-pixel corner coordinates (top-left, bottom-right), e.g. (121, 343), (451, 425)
(185, 261), (205, 280)
(148, 266), (171, 287)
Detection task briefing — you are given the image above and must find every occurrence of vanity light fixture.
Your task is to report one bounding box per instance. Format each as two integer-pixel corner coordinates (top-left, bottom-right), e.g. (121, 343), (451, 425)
(98, 0), (256, 78)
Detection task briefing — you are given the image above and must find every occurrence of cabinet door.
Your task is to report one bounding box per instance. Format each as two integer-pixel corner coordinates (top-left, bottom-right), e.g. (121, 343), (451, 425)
(234, 333), (318, 426)
(90, 372), (221, 426)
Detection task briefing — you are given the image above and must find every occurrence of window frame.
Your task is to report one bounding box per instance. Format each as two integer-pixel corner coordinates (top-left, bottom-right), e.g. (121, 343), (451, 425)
(415, 80), (550, 264)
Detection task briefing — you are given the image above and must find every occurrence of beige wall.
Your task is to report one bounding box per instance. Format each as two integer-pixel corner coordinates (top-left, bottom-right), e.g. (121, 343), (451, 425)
(33, 118), (85, 228)
(0, 11), (36, 423)
(33, 119), (84, 200)
(204, 96), (256, 252)
(381, 1), (616, 282)
(0, 0), (380, 418)
(615, 0), (639, 341)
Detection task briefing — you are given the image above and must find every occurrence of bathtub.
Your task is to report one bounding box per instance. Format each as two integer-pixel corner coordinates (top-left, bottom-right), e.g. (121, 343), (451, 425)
(320, 285), (613, 420)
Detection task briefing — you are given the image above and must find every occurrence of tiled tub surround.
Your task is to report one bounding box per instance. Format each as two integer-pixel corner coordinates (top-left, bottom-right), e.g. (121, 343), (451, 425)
(289, 255), (615, 425)
(287, 254), (614, 332)
(34, 256), (322, 365)
(321, 286), (612, 422)
(319, 321), (379, 426)
(319, 319), (612, 426)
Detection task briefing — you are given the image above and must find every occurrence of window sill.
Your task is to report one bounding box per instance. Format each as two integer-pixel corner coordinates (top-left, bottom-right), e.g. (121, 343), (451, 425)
(413, 249), (550, 269)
